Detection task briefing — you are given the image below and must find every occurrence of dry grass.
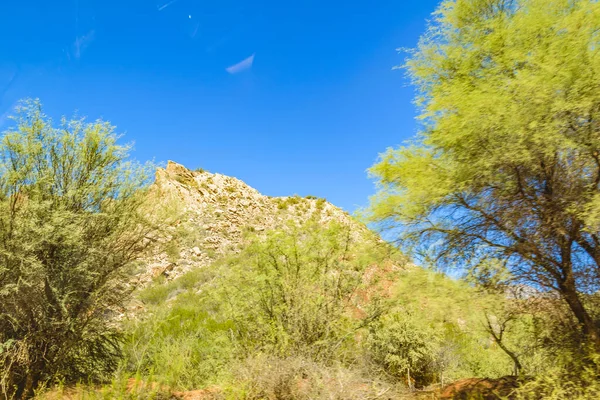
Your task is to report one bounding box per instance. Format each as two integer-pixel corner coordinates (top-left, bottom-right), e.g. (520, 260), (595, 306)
(226, 355), (410, 400)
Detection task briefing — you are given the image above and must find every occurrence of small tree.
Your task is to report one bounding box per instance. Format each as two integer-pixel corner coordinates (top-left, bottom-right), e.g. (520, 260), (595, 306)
(0, 100), (159, 398)
(220, 220), (394, 361)
(367, 311), (441, 389)
(369, 0), (600, 348)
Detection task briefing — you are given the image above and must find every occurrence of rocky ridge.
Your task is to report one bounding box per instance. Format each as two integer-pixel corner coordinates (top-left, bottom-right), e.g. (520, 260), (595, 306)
(142, 161), (373, 281)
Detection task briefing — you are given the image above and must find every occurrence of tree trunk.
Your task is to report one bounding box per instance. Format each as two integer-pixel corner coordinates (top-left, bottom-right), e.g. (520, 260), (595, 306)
(560, 281), (600, 350)
(497, 340), (522, 376)
(23, 373), (36, 399)
(19, 370), (41, 399)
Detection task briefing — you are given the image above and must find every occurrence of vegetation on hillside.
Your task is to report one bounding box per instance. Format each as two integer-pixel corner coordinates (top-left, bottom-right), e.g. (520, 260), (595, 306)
(1, 0), (599, 399)
(368, 0), (600, 396)
(116, 220), (523, 398)
(0, 101), (167, 398)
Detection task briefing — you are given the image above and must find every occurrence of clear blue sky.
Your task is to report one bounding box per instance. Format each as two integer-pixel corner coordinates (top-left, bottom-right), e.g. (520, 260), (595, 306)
(0, 0), (440, 212)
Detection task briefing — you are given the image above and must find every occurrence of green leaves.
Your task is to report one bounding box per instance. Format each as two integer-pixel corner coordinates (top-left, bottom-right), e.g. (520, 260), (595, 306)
(222, 220), (372, 359)
(369, 0), (600, 348)
(0, 100), (161, 397)
(0, 339), (14, 355)
(367, 310), (441, 382)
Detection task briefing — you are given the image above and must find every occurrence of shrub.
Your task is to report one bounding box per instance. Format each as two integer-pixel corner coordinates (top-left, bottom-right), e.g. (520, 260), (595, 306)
(164, 240), (180, 264)
(276, 195), (304, 211)
(0, 100), (161, 398)
(35, 377), (174, 400)
(219, 220), (380, 361)
(122, 269), (234, 390)
(513, 353), (600, 400)
(119, 220), (403, 392)
(367, 311), (441, 388)
(315, 197), (326, 210)
(364, 268), (516, 387)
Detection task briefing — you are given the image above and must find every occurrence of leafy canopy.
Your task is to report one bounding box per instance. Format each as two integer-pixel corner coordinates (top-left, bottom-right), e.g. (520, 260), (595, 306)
(0, 100), (159, 398)
(369, 0), (600, 345)
(122, 219), (404, 390)
(218, 220), (397, 360)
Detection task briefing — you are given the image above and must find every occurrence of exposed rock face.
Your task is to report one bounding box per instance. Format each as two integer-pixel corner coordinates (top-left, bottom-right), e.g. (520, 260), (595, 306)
(143, 161), (372, 281)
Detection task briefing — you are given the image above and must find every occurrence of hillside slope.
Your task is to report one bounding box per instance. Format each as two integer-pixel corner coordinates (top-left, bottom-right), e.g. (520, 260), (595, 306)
(143, 161), (375, 281)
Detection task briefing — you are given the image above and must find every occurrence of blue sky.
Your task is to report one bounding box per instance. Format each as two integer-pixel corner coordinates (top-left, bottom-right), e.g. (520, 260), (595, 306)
(0, 0), (440, 212)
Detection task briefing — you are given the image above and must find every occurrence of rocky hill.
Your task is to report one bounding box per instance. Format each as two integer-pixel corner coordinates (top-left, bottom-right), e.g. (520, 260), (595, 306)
(142, 161), (374, 282)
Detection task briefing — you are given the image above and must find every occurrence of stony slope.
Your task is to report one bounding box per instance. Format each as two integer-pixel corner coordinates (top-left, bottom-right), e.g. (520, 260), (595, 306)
(142, 161), (374, 281)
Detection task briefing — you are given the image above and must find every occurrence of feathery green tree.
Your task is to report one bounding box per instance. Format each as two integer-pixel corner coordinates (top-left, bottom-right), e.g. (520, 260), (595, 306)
(368, 0), (600, 348)
(220, 220), (393, 361)
(0, 100), (159, 398)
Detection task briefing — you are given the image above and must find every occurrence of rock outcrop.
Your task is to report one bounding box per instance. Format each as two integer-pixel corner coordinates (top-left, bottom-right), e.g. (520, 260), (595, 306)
(142, 161), (372, 281)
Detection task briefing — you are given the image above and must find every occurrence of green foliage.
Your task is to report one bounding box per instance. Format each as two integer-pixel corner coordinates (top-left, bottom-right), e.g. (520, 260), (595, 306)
(164, 240), (180, 264)
(173, 174), (198, 189)
(124, 218), (526, 393)
(35, 376), (172, 400)
(219, 220), (386, 360)
(137, 268), (212, 306)
(0, 100), (160, 398)
(276, 195), (303, 210)
(513, 353), (600, 399)
(367, 311), (441, 387)
(315, 197), (326, 210)
(122, 294), (234, 390)
(368, 0), (600, 347)
(120, 220), (404, 392)
(121, 263), (235, 390)
(366, 268), (515, 387)
(158, 211), (208, 267)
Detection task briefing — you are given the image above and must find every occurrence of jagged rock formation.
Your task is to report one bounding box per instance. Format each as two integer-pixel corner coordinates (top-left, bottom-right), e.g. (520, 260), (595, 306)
(142, 161), (373, 281)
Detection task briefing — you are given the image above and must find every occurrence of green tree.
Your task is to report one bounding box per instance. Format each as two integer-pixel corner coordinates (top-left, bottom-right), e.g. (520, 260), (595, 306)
(367, 310), (441, 388)
(367, 267), (516, 386)
(219, 220), (397, 361)
(368, 0), (600, 348)
(0, 100), (159, 398)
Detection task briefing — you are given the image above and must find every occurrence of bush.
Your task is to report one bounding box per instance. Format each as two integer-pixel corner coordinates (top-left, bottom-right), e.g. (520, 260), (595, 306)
(315, 197), (326, 210)
(364, 268), (516, 387)
(218, 220), (387, 361)
(367, 311), (441, 388)
(35, 377), (174, 400)
(276, 195), (303, 210)
(119, 220), (403, 393)
(122, 270), (233, 390)
(513, 353), (600, 400)
(0, 100), (161, 398)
